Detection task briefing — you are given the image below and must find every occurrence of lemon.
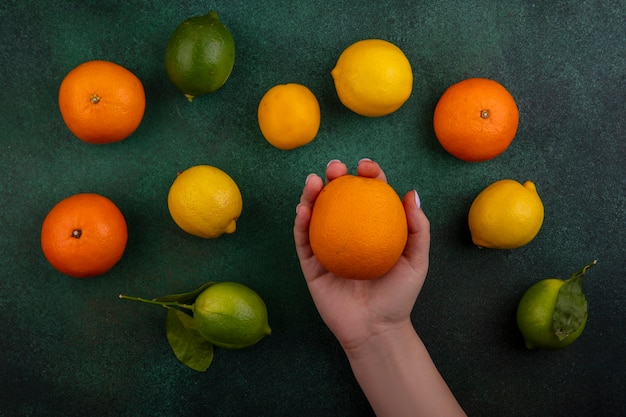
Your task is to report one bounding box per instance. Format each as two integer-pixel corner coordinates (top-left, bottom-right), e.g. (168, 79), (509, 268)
(331, 39), (413, 117)
(257, 83), (321, 150)
(165, 10), (235, 102)
(468, 179), (544, 249)
(192, 282), (271, 349)
(517, 261), (596, 350)
(167, 165), (243, 239)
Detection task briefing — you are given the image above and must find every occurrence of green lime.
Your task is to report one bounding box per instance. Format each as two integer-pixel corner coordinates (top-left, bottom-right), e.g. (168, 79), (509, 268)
(165, 10), (235, 102)
(516, 261), (595, 350)
(192, 282), (271, 349)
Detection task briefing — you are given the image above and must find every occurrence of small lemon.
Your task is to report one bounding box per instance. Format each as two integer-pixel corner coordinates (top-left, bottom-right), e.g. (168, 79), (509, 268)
(517, 261), (595, 350)
(167, 165), (242, 238)
(331, 39), (413, 117)
(193, 282), (271, 349)
(468, 179), (544, 249)
(257, 83), (321, 150)
(165, 11), (235, 101)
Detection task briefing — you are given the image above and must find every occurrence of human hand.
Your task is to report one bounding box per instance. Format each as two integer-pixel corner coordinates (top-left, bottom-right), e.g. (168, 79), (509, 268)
(294, 159), (431, 352)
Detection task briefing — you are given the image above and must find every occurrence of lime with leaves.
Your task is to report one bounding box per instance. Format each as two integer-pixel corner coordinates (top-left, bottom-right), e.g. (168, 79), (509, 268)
(516, 260), (596, 350)
(120, 281), (270, 372)
(165, 10), (235, 102)
(193, 282), (271, 349)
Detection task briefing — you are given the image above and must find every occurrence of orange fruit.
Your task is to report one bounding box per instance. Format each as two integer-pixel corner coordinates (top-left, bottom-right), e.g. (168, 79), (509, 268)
(257, 83), (321, 150)
(433, 78), (519, 162)
(58, 60), (146, 144)
(41, 193), (128, 278)
(309, 175), (408, 280)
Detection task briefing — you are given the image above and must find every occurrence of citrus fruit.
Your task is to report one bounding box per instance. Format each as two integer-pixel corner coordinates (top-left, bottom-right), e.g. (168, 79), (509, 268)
(331, 39), (413, 117)
(433, 78), (519, 162)
(309, 175), (408, 280)
(192, 282), (271, 349)
(58, 60), (146, 144)
(41, 193), (128, 278)
(257, 83), (321, 150)
(165, 10), (235, 101)
(517, 261), (596, 350)
(468, 179), (544, 249)
(167, 165), (243, 238)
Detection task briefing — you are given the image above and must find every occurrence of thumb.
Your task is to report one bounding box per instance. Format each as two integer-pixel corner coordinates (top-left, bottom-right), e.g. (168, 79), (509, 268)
(402, 190), (430, 272)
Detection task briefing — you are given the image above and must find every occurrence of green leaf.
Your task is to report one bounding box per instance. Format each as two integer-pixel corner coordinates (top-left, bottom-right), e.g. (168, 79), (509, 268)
(553, 260), (596, 341)
(166, 309), (214, 372)
(154, 281), (217, 304)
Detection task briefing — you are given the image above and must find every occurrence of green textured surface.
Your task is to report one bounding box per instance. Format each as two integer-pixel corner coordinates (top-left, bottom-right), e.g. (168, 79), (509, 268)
(1, 1), (624, 416)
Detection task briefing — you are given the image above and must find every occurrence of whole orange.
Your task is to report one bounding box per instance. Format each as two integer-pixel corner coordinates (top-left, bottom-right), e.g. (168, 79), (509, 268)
(309, 175), (408, 280)
(58, 60), (146, 144)
(433, 78), (519, 162)
(41, 193), (128, 278)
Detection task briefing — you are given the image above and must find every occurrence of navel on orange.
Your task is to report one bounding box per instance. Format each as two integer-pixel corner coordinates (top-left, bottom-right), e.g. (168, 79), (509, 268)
(58, 60), (146, 144)
(41, 193), (128, 278)
(309, 175), (408, 280)
(433, 78), (519, 162)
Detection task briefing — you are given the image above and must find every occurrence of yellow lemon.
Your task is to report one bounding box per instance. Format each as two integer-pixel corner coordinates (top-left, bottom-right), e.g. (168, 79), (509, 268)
(193, 282), (271, 349)
(468, 179), (544, 249)
(257, 83), (321, 150)
(167, 165), (242, 238)
(331, 39), (413, 117)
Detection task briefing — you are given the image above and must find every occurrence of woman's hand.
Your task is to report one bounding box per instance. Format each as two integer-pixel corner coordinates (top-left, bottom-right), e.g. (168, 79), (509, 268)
(293, 159), (430, 351)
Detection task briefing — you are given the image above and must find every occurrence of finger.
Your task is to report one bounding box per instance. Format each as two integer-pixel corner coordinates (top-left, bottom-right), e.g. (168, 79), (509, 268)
(357, 158), (387, 182)
(325, 159), (348, 182)
(295, 173), (322, 248)
(294, 201), (314, 261)
(294, 178), (330, 283)
(294, 174), (323, 264)
(299, 173), (324, 207)
(402, 190), (430, 271)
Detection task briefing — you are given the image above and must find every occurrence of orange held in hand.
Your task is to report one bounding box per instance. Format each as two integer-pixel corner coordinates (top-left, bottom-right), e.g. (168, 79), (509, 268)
(433, 78), (519, 162)
(41, 193), (128, 278)
(309, 175), (408, 280)
(58, 60), (146, 144)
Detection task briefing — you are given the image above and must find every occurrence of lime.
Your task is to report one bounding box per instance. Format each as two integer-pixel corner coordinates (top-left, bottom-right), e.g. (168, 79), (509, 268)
(192, 282), (271, 349)
(516, 261), (596, 350)
(165, 10), (235, 101)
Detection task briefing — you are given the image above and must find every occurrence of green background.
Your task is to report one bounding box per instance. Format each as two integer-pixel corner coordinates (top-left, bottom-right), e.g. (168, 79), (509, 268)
(1, 1), (624, 416)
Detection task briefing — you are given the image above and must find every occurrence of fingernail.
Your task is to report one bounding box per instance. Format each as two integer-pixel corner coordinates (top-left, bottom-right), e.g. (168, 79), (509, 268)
(305, 173), (315, 185)
(414, 190), (421, 209)
(296, 203), (302, 214)
(327, 159), (341, 167)
(358, 157), (372, 165)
